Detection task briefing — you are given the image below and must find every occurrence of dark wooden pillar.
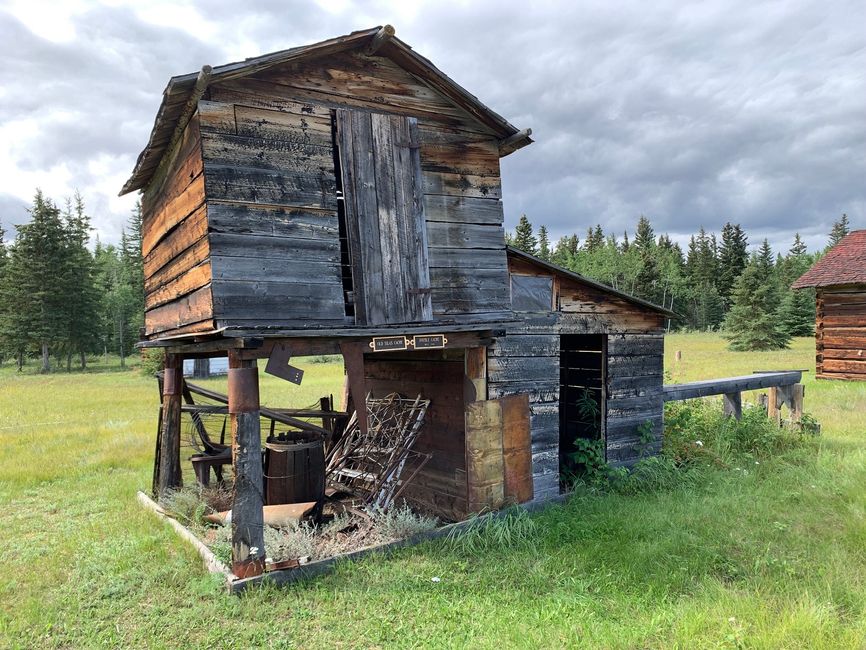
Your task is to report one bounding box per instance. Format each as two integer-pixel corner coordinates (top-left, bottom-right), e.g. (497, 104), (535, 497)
(340, 341), (368, 435)
(157, 353), (183, 498)
(227, 351), (265, 578)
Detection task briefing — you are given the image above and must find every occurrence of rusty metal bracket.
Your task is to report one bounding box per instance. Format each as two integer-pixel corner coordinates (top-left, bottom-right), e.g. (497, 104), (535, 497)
(264, 343), (304, 385)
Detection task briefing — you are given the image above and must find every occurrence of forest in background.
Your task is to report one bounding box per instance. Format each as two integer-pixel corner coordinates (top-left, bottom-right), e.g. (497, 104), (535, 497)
(0, 191), (143, 371)
(0, 188), (857, 370)
(507, 212), (854, 350)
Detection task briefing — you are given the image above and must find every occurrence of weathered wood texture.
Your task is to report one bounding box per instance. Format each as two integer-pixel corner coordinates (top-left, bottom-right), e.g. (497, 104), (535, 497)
(227, 352), (266, 578)
(487, 334), (560, 501)
(815, 287), (866, 381)
(606, 334), (664, 466)
(363, 350), (468, 520)
(141, 115), (215, 336)
(202, 50), (510, 329)
(157, 355), (183, 497)
(337, 109), (432, 324)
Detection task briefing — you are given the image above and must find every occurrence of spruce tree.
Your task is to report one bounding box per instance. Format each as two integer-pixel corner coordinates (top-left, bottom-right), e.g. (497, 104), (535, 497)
(537, 225), (551, 260)
(633, 215), (655, 252)
(724, 239), (790, 351)
(1, 191), (68, 371)
(828, 214), (850, 249)
(62, 193), (101, 369)
(718, 222), (748, 309)
(778, 233), (815, 337)
(512, 214), (537, 254)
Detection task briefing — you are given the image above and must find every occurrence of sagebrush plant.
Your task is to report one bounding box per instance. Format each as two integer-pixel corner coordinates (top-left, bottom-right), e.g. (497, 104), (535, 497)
(368, 502), (438, 540)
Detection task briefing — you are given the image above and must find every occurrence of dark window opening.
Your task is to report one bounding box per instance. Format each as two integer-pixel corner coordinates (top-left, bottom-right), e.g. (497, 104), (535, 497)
(330, 110), (355, 319)
(511, 274), (553, 311)
(559, 334), (605, 488)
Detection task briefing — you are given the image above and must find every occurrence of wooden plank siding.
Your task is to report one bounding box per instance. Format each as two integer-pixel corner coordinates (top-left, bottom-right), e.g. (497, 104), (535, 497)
(197, 98), (348, 329)
(141, 114), (215, 336)
(197, 49), (510, 331)
(816, 287), (866, 380)
(489, 251), (667, 491)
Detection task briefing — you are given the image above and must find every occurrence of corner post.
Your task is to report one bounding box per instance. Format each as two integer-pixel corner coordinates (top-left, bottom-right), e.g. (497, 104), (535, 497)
(767, 386), (782, 426)
(228, 350), (265, 578)
(158, 353), (183, 498)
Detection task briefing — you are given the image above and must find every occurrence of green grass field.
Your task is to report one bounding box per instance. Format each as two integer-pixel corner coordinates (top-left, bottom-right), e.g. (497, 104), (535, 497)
(1, 334), (865, 648)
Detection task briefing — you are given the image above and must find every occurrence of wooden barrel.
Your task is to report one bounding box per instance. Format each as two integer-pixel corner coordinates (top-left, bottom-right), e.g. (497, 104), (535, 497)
(263, 432), (325, 506)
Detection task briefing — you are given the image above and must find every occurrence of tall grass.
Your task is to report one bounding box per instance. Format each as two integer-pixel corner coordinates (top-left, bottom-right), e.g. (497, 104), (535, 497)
(1, 334), (865, 647)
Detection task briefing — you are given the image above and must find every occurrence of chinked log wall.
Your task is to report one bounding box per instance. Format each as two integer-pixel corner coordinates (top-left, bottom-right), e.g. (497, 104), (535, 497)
(141, 50), (515, 338)
(816, 287), (866, 380)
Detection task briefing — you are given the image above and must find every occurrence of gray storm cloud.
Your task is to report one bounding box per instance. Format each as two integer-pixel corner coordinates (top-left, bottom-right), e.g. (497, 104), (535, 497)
(1, 0), (863, 253)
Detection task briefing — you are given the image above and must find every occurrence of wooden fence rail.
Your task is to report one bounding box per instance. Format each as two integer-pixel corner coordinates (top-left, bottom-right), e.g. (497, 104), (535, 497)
(663, 371), (804, 422)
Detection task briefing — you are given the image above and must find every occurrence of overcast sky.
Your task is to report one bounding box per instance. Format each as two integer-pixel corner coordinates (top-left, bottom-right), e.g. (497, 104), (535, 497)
(1, 0), (863, 253)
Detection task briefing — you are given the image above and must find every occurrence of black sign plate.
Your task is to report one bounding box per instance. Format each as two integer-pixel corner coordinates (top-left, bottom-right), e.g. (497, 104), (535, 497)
(413, 334), (447, 350)
(369, 336), (408, 352)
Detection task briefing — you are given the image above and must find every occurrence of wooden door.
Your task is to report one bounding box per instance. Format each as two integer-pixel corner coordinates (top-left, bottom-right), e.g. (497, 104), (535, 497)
(336, 109), (433, 325)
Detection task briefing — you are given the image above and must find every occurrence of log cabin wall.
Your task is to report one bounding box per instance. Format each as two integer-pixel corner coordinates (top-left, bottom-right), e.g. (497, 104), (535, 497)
(489, 252), (667, 498)
(816, 286), (866, 380)
(141, 114), (214, 337)
(194, 51), (510, 332)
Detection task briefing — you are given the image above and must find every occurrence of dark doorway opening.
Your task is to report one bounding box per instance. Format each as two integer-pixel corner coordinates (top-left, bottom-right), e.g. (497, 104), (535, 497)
(559, 334), (605, 484)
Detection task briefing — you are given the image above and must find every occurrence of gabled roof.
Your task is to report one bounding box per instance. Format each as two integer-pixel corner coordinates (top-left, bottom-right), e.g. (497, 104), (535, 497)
(506, 247), (678, 317)
(121, 26), (532, 195)
(792, 230), (866, 289)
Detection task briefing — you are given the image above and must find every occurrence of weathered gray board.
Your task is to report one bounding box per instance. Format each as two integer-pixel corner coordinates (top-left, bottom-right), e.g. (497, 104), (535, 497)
(337, 109), (433, 325)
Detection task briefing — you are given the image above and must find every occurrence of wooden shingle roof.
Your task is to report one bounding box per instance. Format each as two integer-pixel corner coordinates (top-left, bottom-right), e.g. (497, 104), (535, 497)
(792, 230), (866, 288)
(120, 26), (531, 196)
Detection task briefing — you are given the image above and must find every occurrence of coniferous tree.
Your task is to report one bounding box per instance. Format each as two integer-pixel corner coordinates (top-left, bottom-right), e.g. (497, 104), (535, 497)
(828, 214), (850, 249)
(724, 239), (790, 350)
(718, 222), (748, 309)
(1, 191), (68, 371)
(61, 193), (101, 369)
(551, 234), (578, 266)
(512, 214), (537, 254)
(633, 216), (655, 252)
(537, 225), (551, 260)
(778, 233), (815, 337)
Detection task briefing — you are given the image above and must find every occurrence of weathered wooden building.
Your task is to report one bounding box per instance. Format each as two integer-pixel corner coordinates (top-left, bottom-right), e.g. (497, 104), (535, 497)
(793, 229), (866, 381)
(122, 26), (672, 577)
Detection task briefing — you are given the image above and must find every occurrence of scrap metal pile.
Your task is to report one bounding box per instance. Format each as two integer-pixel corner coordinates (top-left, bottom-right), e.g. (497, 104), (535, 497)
(325, 393), (431, 510)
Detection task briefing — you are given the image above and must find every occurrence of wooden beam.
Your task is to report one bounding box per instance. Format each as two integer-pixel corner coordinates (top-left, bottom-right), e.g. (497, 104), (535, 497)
(767, 386), (782, 426)
(498, 128), (532, 156)
(364, 24), (395, 56)
(227, 351), (265, 579)
(790, 384), (804, 423)
(157, 354), (183, 498)
(662, 371), (802, 402)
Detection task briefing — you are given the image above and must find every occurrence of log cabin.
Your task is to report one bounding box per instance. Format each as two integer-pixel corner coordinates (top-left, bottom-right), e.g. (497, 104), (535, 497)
(122, 26), (673, 577)
(793, 229), (866, 381)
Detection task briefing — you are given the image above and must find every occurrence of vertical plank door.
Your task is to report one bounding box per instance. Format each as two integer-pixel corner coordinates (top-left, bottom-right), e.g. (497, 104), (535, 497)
(336, 109), (432, 325)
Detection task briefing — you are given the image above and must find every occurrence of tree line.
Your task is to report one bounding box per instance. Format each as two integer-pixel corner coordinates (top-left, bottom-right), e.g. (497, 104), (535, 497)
(506, 213), (855, 350)
(0, 191), (144, 371)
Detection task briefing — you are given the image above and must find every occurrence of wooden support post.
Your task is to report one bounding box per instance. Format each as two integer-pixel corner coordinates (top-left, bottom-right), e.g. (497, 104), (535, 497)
(464, 347), (487, 403)
(227, 351), (265, 579)
(157, 354), (183, 498)
(340, 341), (368, 436)
(790, 384), (804, 423)
(767, 386), (782, 426)
(722, 392), (742, 420)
